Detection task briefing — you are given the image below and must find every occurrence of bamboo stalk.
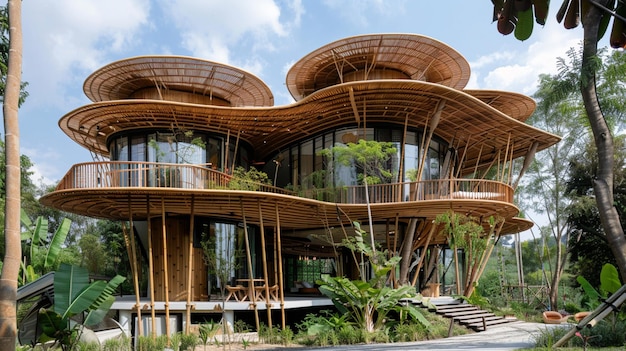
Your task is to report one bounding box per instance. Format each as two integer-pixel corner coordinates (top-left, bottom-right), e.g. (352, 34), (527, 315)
(411, 221), (437, 287)
(161, 198), (171, 344)
(185, 196), (195, 334)
(258, 201), (272, 329)
(146, 197), (156, 337)
(122, 219), (142, 338)
(240, 201), (260, 330)
(501, 133), (511, 183)
(275, 202), (286, 329)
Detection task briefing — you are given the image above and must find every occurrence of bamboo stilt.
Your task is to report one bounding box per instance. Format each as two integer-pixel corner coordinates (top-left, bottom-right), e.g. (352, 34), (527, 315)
(161, 198), (171, 344)
(185, 196), (195, 334)
(258, 201), (272, 329)
(411, 221), (437, 287)
(240, 201), (260, 330)
(512, 142), (539, 189)
(275, 203), (286, 329)
(122, 219), (142, 338)
(146, 197), (156, 337)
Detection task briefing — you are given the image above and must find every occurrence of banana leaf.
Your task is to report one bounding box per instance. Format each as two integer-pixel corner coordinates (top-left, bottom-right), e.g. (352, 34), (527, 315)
(515, 8), (534, 40)
(45, 218), (71, 270)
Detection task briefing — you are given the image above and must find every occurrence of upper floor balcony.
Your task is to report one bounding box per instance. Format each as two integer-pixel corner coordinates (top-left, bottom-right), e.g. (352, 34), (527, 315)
(54, 161), (515, 206)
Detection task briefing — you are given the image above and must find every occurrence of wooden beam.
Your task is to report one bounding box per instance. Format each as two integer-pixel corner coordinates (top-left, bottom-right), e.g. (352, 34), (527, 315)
(241, 201), (260, 330)
(349, 87), (361, 126)
(185, 196), (195, 334)
(258, 200), (272, 329)
(146, 197), (156, 337)
(411, 221), (437, 287)
(122, 211), (142, 338)
(275, 202), (286, 329)
(161, 198), (171, 344)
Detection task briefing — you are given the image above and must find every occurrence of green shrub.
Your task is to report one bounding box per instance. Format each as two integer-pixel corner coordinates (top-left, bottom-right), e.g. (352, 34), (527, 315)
(136, 335), (168, 351)
(532, 326), (571, 348)
(102, 336), (132, 351)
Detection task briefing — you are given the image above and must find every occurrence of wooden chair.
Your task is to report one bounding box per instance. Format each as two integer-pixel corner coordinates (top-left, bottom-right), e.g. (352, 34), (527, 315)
(225, 285), (246, 301)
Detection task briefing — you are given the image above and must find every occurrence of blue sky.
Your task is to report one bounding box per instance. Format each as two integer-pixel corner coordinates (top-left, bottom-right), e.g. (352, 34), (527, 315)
(12, 0), (591, 186)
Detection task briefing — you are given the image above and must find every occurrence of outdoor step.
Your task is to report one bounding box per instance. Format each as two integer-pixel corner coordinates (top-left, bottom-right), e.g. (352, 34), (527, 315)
(444, 310), (494, 319)
(437, 306), (480, 314)
(456, 315), (505, 324)
(437, 308), (480, 317)
(435, 304), (476, 311)
(466, 318), (518, 331)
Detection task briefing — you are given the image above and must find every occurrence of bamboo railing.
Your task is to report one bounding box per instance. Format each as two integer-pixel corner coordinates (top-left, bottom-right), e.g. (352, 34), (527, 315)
(55, 161), (514, 205)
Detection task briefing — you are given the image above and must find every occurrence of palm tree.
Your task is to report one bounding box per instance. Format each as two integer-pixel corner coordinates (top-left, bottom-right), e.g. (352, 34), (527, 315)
(492, 0), (626, 283)
(0, 0), (22, 348)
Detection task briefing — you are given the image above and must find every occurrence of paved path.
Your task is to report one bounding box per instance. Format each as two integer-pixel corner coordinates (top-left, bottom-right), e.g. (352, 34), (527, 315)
(294, 321), (562, 351)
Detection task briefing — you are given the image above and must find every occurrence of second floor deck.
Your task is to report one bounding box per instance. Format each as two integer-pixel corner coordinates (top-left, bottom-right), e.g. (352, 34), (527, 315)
(55, 161), (515, 205)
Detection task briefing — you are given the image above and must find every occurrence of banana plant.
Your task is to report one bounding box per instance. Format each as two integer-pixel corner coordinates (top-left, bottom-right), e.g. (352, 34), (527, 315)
(20, 209), (71, 284)
(37, 263), (125, 350)
(317, 222), (430, 334)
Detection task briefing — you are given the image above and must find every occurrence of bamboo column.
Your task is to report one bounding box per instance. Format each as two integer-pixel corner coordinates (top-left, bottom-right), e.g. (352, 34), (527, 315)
(185, 196), (195, 334)
(411, 221), (437, 287)
(275, 203), (286, 329)
(122, 217), (142, 338)
(146, 197), (156, 337)
(257, 201), (272, 329)
(240, 201), (260, 330)
(161, 198), (171, 343)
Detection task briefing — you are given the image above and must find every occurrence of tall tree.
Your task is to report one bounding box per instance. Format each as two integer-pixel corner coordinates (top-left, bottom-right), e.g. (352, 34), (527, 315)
(519, 70), (587, 310)
(492, 0), (626, 282)
(567, 136), (625, 287)
(0, 0), (22, 348)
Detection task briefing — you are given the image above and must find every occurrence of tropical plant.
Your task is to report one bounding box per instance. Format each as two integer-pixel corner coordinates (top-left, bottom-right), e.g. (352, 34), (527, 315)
(319, 139), (397, 186)
(577, 263), (622, 310)
(317, 222), (429, 336)
(20, 210), (71, 284)
(491, 0), (626, 284)
(228, 166), (272, 190)
(37, 263), (125, 351)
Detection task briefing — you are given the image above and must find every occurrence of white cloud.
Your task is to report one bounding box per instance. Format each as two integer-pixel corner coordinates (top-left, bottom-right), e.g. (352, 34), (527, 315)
(159, 0), (286, 65)
(470, 22), (582, 94)
(322, 0), (405, 27)
(22, 0), (151, 109)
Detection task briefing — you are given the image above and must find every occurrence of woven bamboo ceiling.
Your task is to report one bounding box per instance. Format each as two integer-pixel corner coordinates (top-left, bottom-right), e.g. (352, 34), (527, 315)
(83, 55), (274, 107)
(286, 33), (471, 100)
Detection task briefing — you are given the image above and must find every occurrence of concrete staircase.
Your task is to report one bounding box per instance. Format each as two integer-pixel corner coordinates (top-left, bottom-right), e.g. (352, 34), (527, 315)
(416, 297), (519, 332)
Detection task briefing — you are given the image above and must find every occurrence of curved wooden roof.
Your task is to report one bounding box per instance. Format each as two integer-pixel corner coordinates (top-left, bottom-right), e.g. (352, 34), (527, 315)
(60, 79), (559, 176)
(286, 33), (471, 101)
(40, 187), (526, 235)
(464, 90), (536, 122)
(83, 56), (274, 107)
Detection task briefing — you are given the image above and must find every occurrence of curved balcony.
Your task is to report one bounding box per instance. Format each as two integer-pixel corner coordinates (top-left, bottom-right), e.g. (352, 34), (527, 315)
(54, 162), (514, 205)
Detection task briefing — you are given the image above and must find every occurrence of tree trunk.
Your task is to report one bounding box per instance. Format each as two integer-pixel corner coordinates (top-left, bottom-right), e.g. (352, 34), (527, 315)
(581, 2), (626, 283)
(0, 0), (22, 349)
(398, 218), (418, 285)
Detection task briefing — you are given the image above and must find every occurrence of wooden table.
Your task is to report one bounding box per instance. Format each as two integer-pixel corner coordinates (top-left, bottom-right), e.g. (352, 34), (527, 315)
(236, 278), (266, 302)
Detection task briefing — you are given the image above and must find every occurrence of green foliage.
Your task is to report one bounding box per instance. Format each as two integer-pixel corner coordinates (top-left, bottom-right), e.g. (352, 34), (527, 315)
(577, 263), (622, 310)
(228, 166), (272, 190)
(198, 321), (220, 347)
(532, 326), (571, 348)
(258, 324), (294, 345)
(102, 335), (132, 351)
(321, 139), (397, 185)
(20, 210), (72, 284)
(316, 222), (429, 334)
(37, 264), (125, 350)
(136, 335), (168, 351)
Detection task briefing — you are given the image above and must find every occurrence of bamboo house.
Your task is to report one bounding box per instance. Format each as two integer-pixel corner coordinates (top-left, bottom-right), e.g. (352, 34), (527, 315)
(39, 33), (560, 337)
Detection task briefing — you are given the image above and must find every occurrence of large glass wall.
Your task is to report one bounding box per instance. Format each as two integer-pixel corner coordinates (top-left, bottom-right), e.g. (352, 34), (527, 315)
(194, 218), (258, 293)
(262, 126), (448, 190)
(108, 131), (251, 170)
